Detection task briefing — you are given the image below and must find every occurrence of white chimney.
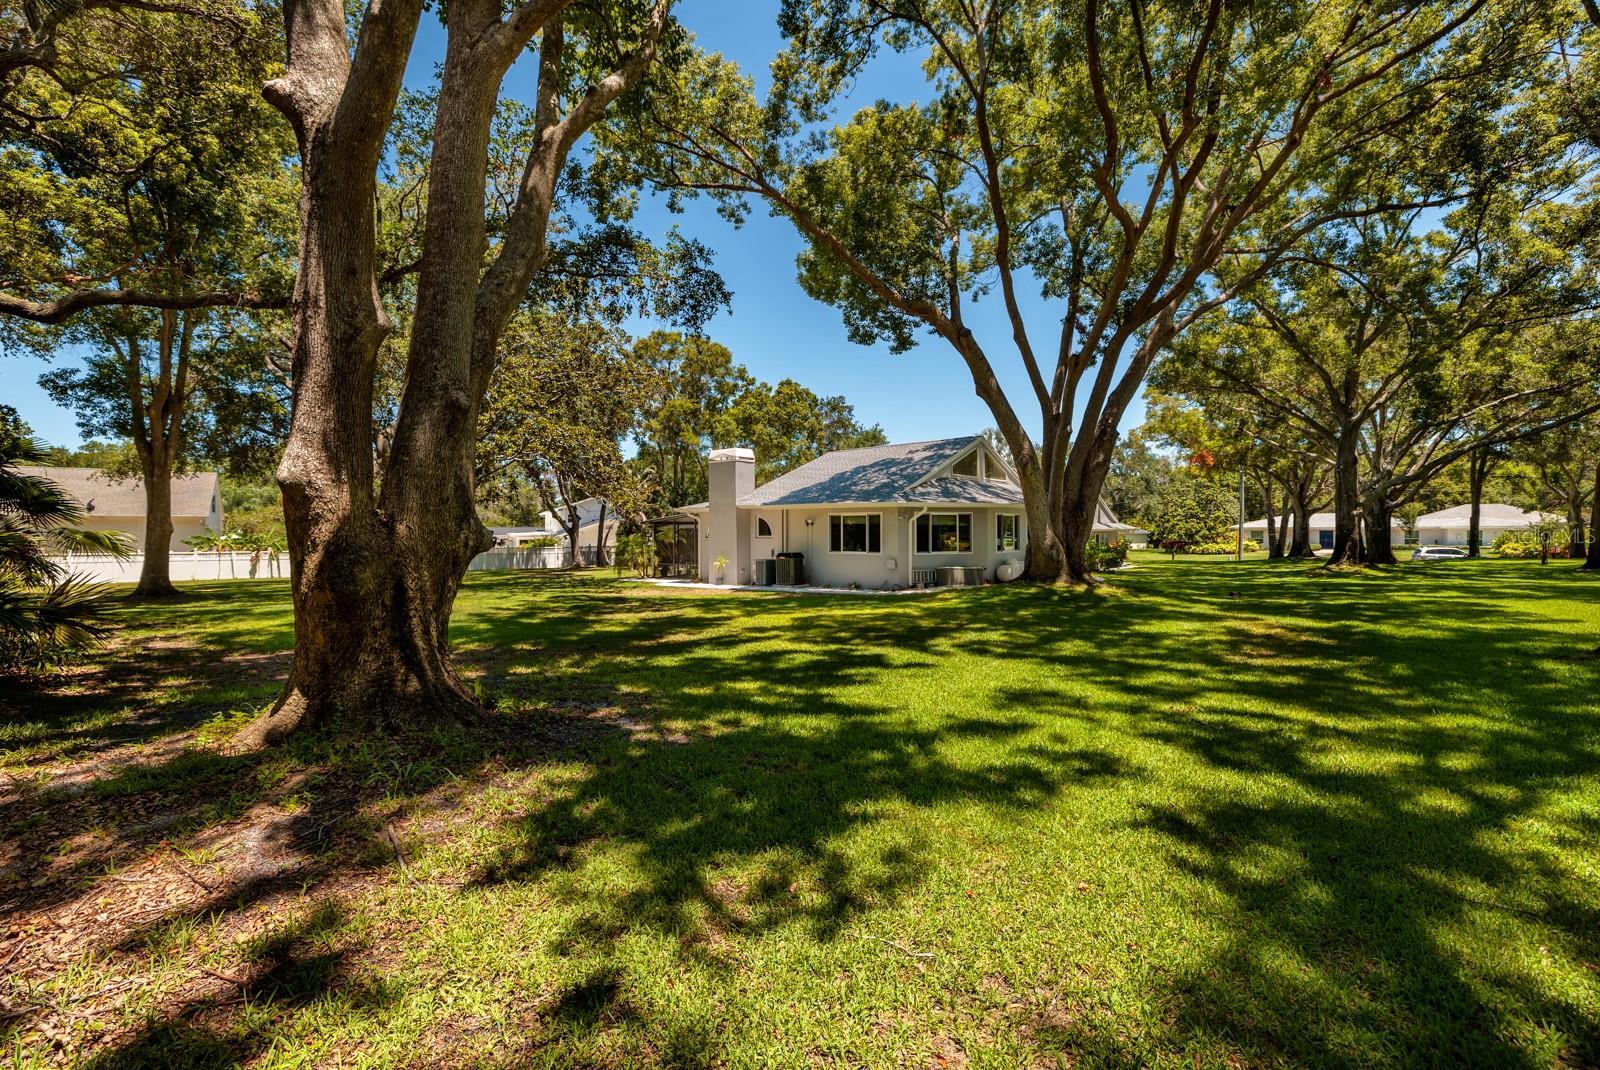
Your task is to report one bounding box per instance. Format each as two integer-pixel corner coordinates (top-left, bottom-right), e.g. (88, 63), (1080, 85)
(707, 447), (754, 583)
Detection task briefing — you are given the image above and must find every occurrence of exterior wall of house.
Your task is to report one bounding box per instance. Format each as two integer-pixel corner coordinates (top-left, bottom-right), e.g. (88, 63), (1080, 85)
(727, 505), (1026, 588)
(1416, 524), (1518, 546)
(75, 513), (214, 552)
(1241, 523), (1405, 550)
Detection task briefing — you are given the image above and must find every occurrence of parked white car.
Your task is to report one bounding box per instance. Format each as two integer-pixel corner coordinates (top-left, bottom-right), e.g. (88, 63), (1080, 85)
(1412, 546), (1470, 561)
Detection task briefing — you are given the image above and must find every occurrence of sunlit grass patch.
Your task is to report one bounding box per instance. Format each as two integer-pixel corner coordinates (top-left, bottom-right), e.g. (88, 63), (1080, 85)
(1, 558), (1596, 1068)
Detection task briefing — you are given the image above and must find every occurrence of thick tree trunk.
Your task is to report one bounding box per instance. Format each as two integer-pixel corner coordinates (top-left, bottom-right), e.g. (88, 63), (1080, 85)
(1366, 499), (1397, 565)
(1287, 482), (1314, 558)
(1261, 473), (1278, 559)
(1467, 447), (1489, 558)
(1584, 458), (1600, 570)
(1328, 432), (1363, 565)
(1567, 492), (1586, 558)
(1057, 443), (1115, 585)
(243, 0), (468, 748)
(133, 447), (180, 597)
(245, 0), (663, 747)
(1020, 459), (1069, 582)
(1272, 488), (1290, 558)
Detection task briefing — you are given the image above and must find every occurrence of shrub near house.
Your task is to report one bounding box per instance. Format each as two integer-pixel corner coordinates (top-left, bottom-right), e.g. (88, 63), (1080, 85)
(1088, 538), (1131, 570)
(1492, 529), (1571, 559)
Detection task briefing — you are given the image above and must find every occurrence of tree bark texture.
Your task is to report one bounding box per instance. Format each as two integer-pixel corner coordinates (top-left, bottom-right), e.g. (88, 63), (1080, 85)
(1328, 431), (1363, 565)
(1585, 458), (1600, 570)
(124, 308), (194, 599)
(1467, 447), (1490, 558)
(1365, 499), (1397, 566)
(244, 0), (663, 745)
(1273, 488), (1290, 558)
(134, 446), (178, 596)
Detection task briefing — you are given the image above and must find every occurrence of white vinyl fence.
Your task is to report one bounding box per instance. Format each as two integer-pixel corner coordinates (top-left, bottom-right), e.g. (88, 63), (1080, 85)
(466, 545), (570, 571)
(51, 551), (291, 583)
(50, 543), (588, 584)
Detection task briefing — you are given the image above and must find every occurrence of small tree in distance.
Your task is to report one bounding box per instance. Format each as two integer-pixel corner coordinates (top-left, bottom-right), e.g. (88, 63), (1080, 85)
(1146, 474), (1236, 558)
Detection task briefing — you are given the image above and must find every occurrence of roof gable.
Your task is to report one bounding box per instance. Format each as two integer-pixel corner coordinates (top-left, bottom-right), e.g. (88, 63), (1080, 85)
(741, 437), (991, 506)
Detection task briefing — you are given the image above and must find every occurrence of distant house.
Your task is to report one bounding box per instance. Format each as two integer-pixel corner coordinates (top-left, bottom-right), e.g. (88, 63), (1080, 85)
(17, 466), (223, 552)
(1414, 503), (1558, 546)
(1239, 511), (1405, 552)
(667, 436), (1140, 587)
(538, 497), (619, 560)
(489, 525), (560, 548)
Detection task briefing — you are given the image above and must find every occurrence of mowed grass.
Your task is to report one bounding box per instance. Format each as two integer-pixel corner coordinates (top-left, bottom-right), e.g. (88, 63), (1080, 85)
(2, 554), (1599, 1068)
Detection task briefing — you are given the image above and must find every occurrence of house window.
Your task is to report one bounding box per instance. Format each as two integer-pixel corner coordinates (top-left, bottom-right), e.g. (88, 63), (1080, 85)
(996, 513), (1020, 551)
(916, 512), (972, 553)
(829, 513), (881, 553)
(756, 516), (773, 538)
(951, 451), (979, 477)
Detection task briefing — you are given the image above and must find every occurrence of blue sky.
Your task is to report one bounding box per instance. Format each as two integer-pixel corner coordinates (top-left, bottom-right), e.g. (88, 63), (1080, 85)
(7, 0), (1146, 449)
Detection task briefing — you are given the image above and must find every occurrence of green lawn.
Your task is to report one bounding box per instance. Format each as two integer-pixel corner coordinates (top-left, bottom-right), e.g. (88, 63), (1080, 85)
(2, 556), (1598, 1068)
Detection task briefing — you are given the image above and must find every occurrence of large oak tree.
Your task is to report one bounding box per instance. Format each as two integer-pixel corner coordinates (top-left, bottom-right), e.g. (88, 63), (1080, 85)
(1159, 195), (1600, 566)
(240, 0), (680, 746)
(622, 0), (1549, 582)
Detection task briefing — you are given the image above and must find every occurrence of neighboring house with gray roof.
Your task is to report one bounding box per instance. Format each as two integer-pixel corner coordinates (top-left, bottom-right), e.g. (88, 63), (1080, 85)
(17, 466), (224, 552)
(668, 436), (1141, 588)
(1414, 503), (1559, 546)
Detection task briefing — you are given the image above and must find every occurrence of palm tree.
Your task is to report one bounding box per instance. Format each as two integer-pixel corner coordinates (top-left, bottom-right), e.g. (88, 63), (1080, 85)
(0, 431), (129, 674)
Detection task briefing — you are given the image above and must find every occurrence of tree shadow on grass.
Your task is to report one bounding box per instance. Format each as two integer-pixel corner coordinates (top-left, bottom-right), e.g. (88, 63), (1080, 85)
(3, 580), (295, 766)
(6, 566), (1597, 1066)
(972, 566), (1600, 1067)
(77, 899), (402, 1070)
(1106, 700), (1600, 1069)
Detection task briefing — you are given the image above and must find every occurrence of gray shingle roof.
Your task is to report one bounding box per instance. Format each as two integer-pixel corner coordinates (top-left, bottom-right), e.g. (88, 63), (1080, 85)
(670, 437), (1136, 530)
(1416, 503), (1554, 526)
(16, 466), (218, 518)
(740, 437), (981, 506)
(1095, 500), (1145, 532)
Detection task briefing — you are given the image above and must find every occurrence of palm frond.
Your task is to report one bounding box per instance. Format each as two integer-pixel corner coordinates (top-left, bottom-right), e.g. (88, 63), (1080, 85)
(40, 526), (133, 560)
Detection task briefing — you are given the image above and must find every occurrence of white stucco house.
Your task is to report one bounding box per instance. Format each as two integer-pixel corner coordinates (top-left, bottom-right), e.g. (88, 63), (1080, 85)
(1239, 511), (1405, 552)
(1414, 503), (1558, 546)
(19, 466), (223, 551)
(1241, 502), (1559, 550)
(669, 436), (1140, 588)
(537, 496), (619, 563)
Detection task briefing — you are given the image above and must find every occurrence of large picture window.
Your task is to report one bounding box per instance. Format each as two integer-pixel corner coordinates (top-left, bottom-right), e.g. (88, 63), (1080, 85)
(916, 512), (972, 553)
(996, 513), (1020, 551)
(830, 513), (881, 553)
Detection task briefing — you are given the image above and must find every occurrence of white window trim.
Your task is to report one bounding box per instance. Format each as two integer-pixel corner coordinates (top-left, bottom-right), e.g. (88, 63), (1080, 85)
(828, 512), (883, 555)
(996, 512), (1021, 552)
(755, 515), (774, 538)
(916, 511), (975, 555)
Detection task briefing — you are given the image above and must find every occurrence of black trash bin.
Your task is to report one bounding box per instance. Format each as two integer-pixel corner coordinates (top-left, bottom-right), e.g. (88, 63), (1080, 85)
(775, 552), (805, 586)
